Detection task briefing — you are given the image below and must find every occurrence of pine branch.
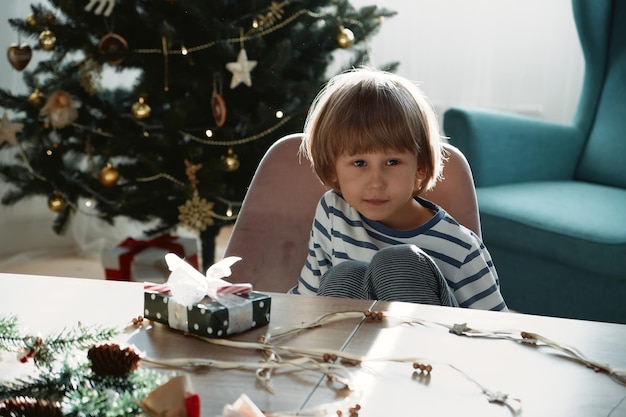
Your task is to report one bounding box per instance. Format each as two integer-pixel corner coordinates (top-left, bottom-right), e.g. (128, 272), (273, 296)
(0, 362), (77, 400)
(0, 359), (166, 417)
(0, 316), (119, 369)
(0, 316), (20, 350)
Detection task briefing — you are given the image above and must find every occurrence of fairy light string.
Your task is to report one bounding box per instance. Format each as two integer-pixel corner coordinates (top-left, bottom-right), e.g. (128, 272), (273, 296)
(181, 115), (292, 146)
(141, 309), (523, 415)
(131, 8), (362, 56)
(138, 308), (626, 416)
(4, 304), (624, 416)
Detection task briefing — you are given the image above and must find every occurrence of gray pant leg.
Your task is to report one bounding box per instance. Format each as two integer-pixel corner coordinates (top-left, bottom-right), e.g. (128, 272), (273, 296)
(365, 245), (457, 307)
(318, 260), (369, 299)
(317, 245), (458, 307)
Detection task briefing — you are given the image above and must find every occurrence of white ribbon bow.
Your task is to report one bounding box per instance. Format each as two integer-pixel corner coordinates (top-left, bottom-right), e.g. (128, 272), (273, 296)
(164, 253), (252, 307)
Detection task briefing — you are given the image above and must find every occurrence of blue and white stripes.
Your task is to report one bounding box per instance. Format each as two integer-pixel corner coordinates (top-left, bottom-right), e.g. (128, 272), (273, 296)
(291, 190), (507, 312)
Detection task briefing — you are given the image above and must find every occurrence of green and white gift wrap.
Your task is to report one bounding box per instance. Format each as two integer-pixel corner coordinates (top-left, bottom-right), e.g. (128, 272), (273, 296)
(143, 287), (271, 338)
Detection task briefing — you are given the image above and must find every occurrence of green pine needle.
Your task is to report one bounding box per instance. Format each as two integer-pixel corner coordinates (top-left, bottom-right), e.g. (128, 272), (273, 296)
(1, 356), (167, 417)
(0, 315), (119, 369)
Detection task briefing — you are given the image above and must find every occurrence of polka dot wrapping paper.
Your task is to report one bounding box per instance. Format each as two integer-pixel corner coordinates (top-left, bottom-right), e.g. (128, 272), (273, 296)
(143, 289), (271, 338)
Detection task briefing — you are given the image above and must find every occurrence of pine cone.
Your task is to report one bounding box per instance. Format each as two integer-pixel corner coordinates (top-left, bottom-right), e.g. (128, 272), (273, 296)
(88, 343), (141, 376)
(0, 396), (62, 417)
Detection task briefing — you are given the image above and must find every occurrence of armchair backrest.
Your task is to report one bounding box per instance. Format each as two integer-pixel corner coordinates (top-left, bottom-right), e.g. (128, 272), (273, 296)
(573, 0), (626, 188)
(224, 133), (481, 293)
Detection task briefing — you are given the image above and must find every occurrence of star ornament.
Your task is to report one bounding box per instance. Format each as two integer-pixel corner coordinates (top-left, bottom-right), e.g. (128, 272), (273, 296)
(226, 48), (257, 89)
(0, 111), (24, 146)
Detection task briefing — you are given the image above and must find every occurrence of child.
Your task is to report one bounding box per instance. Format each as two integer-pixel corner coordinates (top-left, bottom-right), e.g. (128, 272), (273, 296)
(289, 67), (507, 311)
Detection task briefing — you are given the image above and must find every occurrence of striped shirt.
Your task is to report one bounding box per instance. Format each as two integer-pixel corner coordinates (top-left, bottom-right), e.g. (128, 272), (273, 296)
(291, 190), (507, 311)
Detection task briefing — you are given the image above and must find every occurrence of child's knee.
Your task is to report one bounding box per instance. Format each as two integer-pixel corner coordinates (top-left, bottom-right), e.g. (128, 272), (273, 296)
(371, 244), (427, 266)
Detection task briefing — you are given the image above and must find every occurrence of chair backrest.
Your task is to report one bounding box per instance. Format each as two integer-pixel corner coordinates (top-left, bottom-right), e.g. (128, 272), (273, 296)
(224, 133), (481, 293)
(573, 0), (626, 188)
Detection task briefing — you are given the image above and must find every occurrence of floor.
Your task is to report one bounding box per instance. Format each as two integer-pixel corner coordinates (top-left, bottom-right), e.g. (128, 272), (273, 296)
(2, 225), (233, 280)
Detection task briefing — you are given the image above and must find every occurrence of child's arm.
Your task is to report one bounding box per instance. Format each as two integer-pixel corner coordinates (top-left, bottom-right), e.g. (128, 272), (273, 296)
(289, 198), (334, 295)
(451, 244), (508, 311)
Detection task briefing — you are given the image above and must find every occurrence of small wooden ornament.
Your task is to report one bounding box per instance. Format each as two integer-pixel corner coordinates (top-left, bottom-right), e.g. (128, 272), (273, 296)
(211, 93), (226, 127)
(7, 44), (32, 71)
(98, 32), (128, 65)
(211, 73), (227, 127)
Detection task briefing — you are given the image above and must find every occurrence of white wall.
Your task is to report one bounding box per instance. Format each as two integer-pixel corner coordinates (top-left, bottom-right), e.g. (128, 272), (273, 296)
(0, 0), (584, 262)
(351, 0), (584, 123)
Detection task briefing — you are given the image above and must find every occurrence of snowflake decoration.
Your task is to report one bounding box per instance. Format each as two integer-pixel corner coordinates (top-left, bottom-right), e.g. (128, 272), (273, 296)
(178, 193), (215, 232)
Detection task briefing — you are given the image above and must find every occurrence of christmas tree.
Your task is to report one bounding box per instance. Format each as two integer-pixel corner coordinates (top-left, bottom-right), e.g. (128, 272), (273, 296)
(0, 0), (396, 266)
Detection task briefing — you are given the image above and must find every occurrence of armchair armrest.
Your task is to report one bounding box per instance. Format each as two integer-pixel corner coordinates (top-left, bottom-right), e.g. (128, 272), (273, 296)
(443, 107), (586, 187)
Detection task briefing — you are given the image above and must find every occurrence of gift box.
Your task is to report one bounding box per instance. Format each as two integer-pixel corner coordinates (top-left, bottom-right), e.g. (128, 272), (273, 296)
(102, 235), (199, 282)
(143, 286), (271, 338)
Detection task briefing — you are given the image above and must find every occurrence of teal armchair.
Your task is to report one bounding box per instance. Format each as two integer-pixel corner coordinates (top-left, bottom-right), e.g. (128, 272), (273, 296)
(443, 0), (626, 323)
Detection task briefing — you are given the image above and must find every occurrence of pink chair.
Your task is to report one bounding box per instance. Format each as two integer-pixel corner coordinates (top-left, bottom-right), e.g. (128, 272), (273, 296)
(224, 133), (480, 293)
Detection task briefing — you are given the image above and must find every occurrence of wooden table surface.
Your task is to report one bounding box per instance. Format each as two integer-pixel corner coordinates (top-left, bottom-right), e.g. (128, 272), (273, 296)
(1, 273), (625, 417)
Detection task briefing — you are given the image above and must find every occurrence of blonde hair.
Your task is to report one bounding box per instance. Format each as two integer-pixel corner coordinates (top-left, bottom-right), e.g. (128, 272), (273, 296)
(301, 67), (444, 195)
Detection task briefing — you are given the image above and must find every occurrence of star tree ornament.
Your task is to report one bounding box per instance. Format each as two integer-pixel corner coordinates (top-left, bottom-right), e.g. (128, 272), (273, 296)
(225, 33), (257, 89)
(0, 111), (23, 146)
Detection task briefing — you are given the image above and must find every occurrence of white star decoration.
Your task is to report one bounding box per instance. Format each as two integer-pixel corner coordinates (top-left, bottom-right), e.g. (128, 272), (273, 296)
(225, 48), (257, 89)
(0, 111), (23, 146)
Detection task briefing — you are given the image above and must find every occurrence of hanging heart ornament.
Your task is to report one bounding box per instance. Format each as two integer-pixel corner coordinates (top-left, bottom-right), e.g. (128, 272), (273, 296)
(7, 44), (32, 71)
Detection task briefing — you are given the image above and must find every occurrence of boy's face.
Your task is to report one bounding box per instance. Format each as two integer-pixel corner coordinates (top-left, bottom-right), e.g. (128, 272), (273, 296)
(332, 149), (426, 229)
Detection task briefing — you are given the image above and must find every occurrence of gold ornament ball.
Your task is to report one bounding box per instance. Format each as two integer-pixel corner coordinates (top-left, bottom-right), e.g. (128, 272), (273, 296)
(38, 29), (57, 51)
(25, 14), (37, 26)
(131, 97), (151, 120)
(221, 148), (240, 172)
(100, 164), (120, 187)
(48, 194), (66, 212)
(337, 26), (355, 49)
(28, 89), (45, 107)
